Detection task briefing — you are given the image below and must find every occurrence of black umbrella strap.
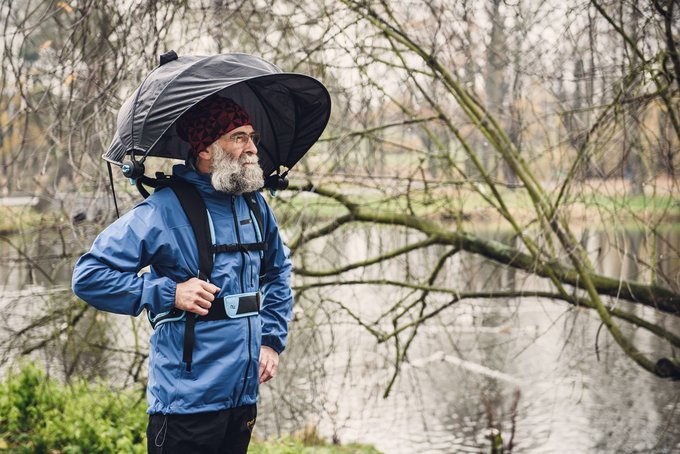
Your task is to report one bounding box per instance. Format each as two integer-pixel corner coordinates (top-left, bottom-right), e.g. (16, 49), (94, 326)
(243, 192), (267, 276)
(182, 313), (196, 372)
(148, 294), (260, 329)
(106, 161), (120, 219)
(166, 179), (214, 281)
(166, 179), (213, 373)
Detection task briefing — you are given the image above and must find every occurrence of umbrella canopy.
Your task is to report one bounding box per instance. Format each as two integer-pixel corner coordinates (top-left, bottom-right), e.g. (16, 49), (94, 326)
(103, 52), (331, 182)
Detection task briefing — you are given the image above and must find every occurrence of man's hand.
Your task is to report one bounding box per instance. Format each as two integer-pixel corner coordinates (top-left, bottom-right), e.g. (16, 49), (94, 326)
(259, 345), (279, 384)
(174, 277), (220, 316)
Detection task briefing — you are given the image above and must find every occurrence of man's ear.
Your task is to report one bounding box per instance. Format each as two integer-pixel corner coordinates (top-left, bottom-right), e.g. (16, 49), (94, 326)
(198, 149), (211, 160)
(196, 148), (213, 173)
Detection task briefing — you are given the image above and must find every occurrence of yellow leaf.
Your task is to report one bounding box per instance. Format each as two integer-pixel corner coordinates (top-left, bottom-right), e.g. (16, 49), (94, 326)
(0, 438), (8, 448)
(57, 1), (74, 14)
(41, 40), (52, 49)
(65, 73), (76, 86)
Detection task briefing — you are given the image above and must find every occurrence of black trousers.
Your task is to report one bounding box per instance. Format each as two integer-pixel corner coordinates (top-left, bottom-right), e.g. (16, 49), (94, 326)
(147, 404), (257, 454)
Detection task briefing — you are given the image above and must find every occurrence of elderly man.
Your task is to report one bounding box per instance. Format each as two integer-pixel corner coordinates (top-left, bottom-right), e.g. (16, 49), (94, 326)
(72, 95), (293, 453)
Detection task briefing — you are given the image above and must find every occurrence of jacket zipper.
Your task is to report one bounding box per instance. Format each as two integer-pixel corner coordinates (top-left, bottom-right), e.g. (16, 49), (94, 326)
(232, 196), (253, 404)
(230, 196), (246, 291)
(248, 254), (255, 287)
(238, 318), (253, 404)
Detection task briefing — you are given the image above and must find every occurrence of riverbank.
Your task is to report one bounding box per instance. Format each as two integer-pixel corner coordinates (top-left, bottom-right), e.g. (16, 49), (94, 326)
(0, 205), (60, 236)
(1, 177), (677, 237)
(0, 364), (381, 453)
(272, 177), (679, 231)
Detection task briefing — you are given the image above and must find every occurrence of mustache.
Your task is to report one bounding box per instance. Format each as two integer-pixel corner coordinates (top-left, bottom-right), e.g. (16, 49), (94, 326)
(239, 153), (259, 165)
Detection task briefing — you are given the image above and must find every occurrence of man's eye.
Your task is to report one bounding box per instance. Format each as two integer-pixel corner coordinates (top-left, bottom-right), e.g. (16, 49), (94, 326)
(232, 134), (247, 143)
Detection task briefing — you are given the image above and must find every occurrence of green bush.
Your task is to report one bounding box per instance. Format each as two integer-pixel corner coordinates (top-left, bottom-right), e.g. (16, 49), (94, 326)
(0, 363), (147, 453)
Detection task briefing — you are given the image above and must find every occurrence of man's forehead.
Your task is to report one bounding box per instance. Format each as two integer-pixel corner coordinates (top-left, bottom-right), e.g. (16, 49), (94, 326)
(224, 125), (254, 136)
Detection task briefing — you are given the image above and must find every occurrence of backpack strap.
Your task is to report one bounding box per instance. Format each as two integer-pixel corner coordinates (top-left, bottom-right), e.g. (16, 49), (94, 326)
(243, 192), (267, 280)
(167, 178), (215, 372)
(167, 178), (214, 282)
(243, 192), (265, 243)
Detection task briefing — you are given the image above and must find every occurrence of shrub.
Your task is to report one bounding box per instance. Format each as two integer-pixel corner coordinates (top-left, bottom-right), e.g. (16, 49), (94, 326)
(0, 363), (146, 453)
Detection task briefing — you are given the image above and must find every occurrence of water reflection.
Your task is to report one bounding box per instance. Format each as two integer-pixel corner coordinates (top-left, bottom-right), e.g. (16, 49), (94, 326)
(1, 225), (680, 453)
(260, 225), (680, 453)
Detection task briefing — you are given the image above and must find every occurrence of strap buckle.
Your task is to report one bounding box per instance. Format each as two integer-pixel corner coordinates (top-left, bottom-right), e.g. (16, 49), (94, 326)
(148, 308), (185, 329)
(224, 292), (261, 318)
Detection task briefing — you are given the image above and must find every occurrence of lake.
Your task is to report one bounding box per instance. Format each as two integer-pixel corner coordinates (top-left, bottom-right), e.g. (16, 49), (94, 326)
(1, 223), (679, 453)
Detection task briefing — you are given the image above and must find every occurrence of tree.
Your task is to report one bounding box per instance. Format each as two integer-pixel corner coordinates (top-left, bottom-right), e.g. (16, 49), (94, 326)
(282, 0), (680, 391)
(0, 0), (678, 438)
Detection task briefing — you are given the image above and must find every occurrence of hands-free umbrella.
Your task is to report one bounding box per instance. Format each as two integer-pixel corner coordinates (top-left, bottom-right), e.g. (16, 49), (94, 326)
(103, 51), (331, 193)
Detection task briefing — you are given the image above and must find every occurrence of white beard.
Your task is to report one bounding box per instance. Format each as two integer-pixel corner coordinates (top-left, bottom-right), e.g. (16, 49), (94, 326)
(210, 143), (264, 194)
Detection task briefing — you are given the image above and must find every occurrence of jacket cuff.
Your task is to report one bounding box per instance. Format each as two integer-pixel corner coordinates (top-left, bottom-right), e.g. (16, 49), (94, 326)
(141, 274), (176, 316)
(261, 335), (285, 355)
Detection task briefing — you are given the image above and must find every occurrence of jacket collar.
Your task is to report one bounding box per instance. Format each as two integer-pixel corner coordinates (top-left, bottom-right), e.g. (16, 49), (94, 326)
(172, 164), (222, 197)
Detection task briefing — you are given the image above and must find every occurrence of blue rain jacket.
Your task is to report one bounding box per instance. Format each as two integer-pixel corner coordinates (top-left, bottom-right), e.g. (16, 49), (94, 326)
(72, 164), (293, 414)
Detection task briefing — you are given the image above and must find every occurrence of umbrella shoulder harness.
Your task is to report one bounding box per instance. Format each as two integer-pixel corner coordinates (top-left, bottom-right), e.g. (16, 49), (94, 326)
(146, 176), (268, 372)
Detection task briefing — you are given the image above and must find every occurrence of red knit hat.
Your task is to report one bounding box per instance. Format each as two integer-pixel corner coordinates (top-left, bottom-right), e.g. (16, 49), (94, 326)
(176, 95), (251, 154)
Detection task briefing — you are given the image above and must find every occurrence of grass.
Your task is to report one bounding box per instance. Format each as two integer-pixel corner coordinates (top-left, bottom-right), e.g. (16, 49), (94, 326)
(576, 192), (679, 211)
(250, 438), (381, 454)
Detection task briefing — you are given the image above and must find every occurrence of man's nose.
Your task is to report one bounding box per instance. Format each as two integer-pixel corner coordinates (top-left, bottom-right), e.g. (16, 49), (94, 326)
(243, 137), (257, 154)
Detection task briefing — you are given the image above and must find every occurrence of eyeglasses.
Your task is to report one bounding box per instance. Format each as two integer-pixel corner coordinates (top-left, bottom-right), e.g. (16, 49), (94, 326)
(226, 132), (261, 146)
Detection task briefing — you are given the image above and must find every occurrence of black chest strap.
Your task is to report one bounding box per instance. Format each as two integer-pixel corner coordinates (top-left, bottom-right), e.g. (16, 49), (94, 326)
(212, 242), (267, 253)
